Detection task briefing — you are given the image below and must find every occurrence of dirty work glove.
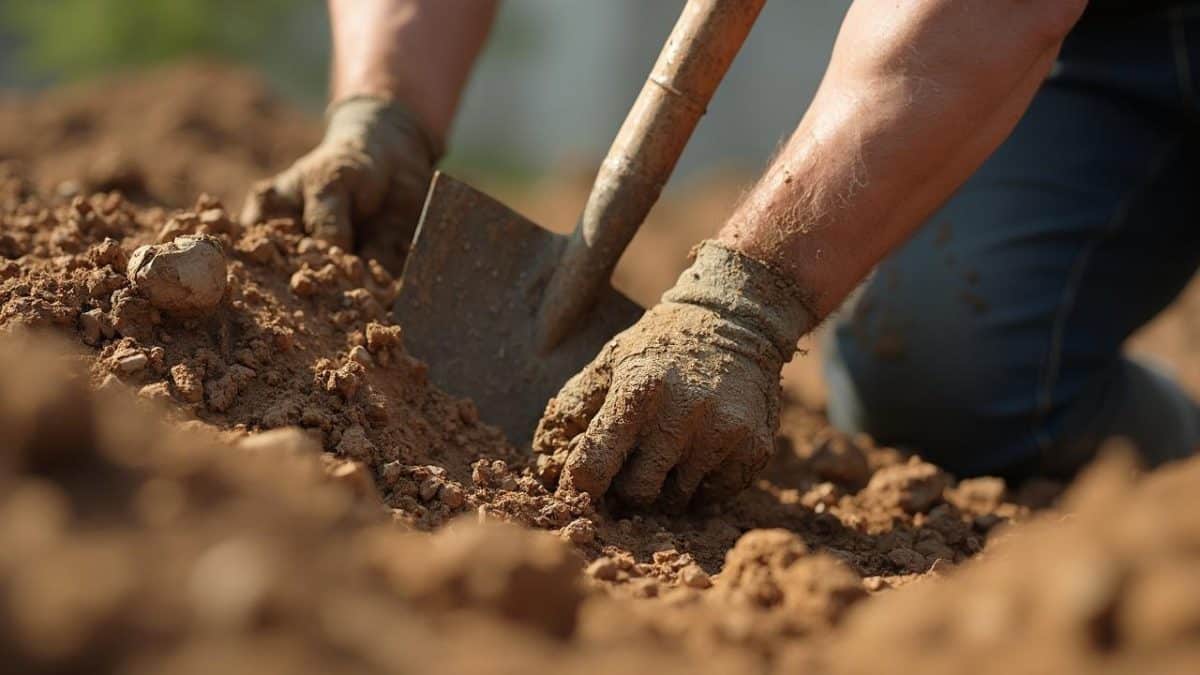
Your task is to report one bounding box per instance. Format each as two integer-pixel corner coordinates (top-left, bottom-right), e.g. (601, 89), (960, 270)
(240, 96), (441, 265)
(534, 241), (815, 511)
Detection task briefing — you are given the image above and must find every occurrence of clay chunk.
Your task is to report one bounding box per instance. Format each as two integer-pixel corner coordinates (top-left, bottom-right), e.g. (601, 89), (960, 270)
(127, 235), (228, 315)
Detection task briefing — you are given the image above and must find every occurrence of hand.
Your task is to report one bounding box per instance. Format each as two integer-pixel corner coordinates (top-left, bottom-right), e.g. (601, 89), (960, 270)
(534, 241), (815, 511)
(240, 96), (440, 268)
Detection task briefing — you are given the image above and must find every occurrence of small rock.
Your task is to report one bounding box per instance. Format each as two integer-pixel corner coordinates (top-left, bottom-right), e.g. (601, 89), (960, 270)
(865, 457), (951, 514)
(679, 564), (713, 589)
(322, 362), (363, 401)
(438, 483), (466, 509)
(365, 322), (403, 353)
(127, 235), (228, 315)
(348, 345), (372, 366)
(949, 476), (1008, 513)
(79, 308), (105, 345)
(560, 518), (596, 546)
(289, 269), (318, 297)
(235, 235), (277, 264)
(170, 363), (204, 404)
(115, 351), (149, 375)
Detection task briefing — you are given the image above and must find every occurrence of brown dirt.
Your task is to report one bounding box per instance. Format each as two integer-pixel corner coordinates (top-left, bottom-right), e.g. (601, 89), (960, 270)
(0, 62), (318, 208)
(1, 64), (1198, 673)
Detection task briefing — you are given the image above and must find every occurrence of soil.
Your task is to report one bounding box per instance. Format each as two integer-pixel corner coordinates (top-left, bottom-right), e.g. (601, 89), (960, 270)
(1, 64), (1198, 673)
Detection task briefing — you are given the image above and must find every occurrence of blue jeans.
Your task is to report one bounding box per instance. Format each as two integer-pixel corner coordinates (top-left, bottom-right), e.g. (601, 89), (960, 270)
(824, 6), (1200, 480)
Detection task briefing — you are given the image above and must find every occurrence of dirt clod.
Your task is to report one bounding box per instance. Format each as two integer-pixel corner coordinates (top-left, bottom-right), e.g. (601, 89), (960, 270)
(864, 456), (951, 514)
(127, 234), (228, 315)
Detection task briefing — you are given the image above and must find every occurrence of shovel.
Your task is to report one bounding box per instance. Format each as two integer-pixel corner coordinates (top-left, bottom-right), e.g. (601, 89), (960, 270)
(395, 0), (766, 446)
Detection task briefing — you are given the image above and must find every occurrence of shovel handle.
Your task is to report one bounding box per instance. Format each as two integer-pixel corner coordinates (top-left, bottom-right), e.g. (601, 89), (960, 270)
(536, 0), (766, 351)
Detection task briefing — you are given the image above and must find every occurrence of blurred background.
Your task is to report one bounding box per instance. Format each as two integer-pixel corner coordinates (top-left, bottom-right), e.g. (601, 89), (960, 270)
(0, 0), (848, 180)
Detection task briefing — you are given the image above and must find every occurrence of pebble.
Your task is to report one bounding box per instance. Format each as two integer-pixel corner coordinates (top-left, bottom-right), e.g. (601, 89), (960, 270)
(115, 351), (149, 375)
(679, 564), (712, 589)
(438, 483), (466, 509)
(289, 269), (317, 297)
(127, 235), (228, 315)
(560, 518), (596, 546)
(418, 478), (441, 502)
(79, 308), (105, 344)
(348, 345), (372, 366)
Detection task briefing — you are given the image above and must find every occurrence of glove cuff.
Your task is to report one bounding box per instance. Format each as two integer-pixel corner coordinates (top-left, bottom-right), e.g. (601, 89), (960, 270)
(326, 95), (445, 165)
(662, 240), (816, 361)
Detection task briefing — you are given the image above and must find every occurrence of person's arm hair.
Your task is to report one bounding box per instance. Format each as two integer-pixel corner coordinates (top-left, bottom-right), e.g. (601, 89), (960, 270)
(718, 0), (1089, 317)
(328, 0), (499, 147)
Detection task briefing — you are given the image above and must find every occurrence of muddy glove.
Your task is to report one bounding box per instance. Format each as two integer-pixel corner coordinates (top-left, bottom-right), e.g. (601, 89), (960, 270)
(240, 96), (440, 267)
(534, 241), (815, 511)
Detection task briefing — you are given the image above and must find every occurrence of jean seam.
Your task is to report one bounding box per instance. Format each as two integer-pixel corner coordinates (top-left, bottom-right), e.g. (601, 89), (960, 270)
(1032, 139), (1182, 453)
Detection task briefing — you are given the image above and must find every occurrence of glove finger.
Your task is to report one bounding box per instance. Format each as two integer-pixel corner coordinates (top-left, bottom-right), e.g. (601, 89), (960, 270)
(693, 429), (775, 505)
(240, 168), (302, 227)
(657, 424), (749, 513)
(611, 395), (698, 509)
(303, 179), (355, 250)
(533, 343), (614, 454)
(558, 373), (662, 500)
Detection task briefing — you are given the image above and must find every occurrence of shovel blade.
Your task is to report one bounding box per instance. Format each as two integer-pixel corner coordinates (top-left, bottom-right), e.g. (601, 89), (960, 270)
(395, 172), (644, 447)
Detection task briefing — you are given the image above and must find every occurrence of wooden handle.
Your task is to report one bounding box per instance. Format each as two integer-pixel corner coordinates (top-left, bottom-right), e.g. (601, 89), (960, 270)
(536, 0), (766, 351)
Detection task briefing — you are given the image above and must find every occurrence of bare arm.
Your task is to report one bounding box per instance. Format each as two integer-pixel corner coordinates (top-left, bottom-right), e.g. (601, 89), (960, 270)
(328, 0), (498, 146)
(540, 0), (1091, 510)
(719, 0), (1089, 317)
(243, 1), (497, 259)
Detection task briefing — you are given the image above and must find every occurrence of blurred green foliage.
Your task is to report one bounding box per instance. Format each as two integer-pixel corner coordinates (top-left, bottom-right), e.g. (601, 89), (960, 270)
(3, 0), (299, 79)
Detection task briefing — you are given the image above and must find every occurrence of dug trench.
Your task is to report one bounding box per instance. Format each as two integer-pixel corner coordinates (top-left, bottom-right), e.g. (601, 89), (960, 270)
(0, 65), (1198, 673)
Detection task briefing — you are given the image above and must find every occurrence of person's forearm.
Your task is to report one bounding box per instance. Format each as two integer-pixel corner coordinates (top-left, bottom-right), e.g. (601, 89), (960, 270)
(718, 0), (1088, 317)
(328, 0), (498, 147)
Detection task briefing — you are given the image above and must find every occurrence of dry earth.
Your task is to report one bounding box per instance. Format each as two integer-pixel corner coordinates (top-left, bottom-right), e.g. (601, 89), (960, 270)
(0, 64), (1197, 673)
